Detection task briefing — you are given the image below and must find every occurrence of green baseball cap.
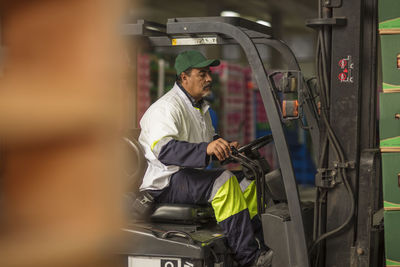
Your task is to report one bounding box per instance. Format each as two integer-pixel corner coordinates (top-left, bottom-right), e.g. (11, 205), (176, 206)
(174, 50), (220, 75)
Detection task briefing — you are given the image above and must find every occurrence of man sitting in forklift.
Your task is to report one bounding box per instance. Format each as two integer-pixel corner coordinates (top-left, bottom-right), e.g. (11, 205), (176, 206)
(138, 50), (273, 267)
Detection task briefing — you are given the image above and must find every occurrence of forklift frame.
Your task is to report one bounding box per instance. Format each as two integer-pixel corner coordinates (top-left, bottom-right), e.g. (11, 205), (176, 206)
(124, 16), (321, 267)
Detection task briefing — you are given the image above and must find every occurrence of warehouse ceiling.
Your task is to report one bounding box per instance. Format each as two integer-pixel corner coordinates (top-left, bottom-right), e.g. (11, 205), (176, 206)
(128, 0), (318, 71)
(130, 0), (318, 32)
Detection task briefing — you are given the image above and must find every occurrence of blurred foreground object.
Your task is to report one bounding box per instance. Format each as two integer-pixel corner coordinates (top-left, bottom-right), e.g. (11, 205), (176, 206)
(0, 1), (128, 266)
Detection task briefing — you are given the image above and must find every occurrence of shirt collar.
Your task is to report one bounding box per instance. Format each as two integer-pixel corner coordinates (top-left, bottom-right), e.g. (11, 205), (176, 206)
(177, 82), (204, 109)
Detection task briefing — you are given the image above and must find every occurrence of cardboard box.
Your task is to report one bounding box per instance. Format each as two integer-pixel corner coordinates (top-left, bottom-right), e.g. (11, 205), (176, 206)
(380, 92), (400, 151)
(382, 153), (400, 210)
(380, 34), (400, 92)
(384, 210), (400, 265)
(378, 0), (400, 33)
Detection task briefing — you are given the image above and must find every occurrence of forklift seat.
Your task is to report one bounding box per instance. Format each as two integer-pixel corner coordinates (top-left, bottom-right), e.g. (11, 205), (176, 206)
(126, 129), (214, 224)
(151, 203), (214, 224)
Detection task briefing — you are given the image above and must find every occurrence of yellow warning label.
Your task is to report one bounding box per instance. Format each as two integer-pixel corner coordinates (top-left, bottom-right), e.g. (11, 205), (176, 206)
(172, 39), (177, 46)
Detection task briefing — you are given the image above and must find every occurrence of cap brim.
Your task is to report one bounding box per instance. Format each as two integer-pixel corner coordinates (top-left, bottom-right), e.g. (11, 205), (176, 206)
(192, 59), (220, 69)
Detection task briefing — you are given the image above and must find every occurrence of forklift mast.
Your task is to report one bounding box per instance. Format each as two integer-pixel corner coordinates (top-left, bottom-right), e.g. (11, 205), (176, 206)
(307, 0), (382, 266)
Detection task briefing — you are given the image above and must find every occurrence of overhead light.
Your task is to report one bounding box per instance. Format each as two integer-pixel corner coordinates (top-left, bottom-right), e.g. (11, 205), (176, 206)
(256, 20), (271, 27)
(220, 11), (240, 17)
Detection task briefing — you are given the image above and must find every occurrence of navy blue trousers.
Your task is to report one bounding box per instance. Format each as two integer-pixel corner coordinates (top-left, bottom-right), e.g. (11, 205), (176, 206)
(149, 168), (263, 266)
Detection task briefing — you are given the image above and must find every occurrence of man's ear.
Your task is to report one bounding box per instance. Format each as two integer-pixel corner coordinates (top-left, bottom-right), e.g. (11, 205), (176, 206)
(180, 72), (188, 83)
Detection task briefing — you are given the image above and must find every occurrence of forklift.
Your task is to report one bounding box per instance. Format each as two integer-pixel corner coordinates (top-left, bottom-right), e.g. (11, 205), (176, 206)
(120, 0), (384, 265)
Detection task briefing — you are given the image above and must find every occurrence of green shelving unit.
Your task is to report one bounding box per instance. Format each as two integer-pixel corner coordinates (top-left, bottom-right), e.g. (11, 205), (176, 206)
(379, 0), (400, 265)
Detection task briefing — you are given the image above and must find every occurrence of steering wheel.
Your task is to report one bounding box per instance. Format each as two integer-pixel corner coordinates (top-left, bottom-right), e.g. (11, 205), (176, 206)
(237, 134), (273, 154)
(221, 134), (273, 165)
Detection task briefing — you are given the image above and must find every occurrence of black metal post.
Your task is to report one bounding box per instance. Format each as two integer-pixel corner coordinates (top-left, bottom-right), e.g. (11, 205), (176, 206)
(325, 0), (363, 266)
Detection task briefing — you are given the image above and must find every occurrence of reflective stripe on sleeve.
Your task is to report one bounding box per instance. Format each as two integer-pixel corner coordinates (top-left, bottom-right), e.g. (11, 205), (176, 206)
(151, 139), (161, 151)
(150, 137), (173, 157)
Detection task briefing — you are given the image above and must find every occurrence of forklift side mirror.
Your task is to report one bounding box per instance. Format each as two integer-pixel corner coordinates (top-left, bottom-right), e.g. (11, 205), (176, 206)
(279, 74), (298, 93)
(269, 70), (302, 121)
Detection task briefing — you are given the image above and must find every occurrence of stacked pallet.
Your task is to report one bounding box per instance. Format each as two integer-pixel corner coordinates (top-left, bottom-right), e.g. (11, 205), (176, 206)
(136, 54), (152, 126)
(212, 62), (246, 144)
(243, 67), (256, 144)
(379, 1), (400, 265)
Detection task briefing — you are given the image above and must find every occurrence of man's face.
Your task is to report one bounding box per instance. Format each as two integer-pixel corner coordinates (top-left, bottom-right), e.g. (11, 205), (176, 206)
(180, 67), (213, 101)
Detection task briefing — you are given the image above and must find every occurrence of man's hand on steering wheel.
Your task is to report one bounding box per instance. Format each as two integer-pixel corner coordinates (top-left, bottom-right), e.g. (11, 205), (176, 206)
(207, 138), (239, 161)
(229, 141), (239, 150)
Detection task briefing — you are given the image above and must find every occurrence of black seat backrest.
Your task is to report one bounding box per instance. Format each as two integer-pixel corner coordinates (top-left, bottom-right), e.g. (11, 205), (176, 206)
(125, 128), (147, 191)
